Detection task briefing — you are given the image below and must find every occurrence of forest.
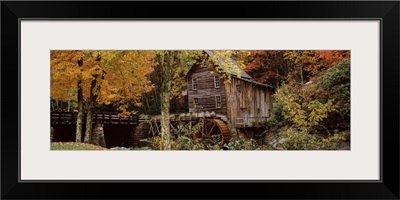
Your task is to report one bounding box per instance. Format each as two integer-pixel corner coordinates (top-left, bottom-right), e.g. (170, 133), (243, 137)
(50, 50), (350, 150)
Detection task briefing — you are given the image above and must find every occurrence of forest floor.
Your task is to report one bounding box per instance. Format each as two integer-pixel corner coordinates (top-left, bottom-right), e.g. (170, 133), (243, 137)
(51, 142), (108, 150)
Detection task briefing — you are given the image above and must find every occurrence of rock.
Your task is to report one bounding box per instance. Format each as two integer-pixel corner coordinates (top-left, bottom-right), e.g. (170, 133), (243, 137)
(210, 111), (216, 117)
(110, 147), (130, 150)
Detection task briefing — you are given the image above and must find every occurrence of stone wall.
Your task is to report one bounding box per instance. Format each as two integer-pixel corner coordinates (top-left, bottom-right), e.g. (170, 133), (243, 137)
(92, 124), (106, 147)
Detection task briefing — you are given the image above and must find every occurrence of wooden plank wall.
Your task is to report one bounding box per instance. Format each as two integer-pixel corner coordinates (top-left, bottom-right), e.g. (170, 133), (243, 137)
(187, 62), (274, 127)
(187, 64), (227, 116)
(225, 78), (273, 126)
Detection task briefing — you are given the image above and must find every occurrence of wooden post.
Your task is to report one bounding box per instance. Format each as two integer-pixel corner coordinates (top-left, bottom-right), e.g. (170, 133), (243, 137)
(102, 113), (105, 124)
(58, 112), (61, 124)
(109, 113), (112, 124)
(72, 112), (75, 124)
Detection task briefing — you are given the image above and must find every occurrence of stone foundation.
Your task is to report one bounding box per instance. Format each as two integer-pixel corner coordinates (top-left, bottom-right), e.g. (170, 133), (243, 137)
(93, 124), (106, 147)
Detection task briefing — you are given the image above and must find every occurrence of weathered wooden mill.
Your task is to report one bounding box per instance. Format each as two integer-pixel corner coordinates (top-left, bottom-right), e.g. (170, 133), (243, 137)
(183, 50), (274, 145)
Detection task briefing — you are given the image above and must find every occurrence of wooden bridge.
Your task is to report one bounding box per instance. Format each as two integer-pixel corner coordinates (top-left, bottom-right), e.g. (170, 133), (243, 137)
(51, 112), (139, 125)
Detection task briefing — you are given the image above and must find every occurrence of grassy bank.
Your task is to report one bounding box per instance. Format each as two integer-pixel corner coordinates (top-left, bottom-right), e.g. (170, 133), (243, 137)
(51, 142), (108, 150)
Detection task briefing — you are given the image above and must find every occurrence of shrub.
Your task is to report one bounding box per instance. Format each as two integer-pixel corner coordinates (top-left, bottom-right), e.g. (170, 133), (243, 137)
(268, 99), (286, 126)
(279, 127), (347, 150)
(170, 135), (221, 150)
(281, 128), (320, 150)
(273, 84), (336, 131)
(271, 59), (350, 131)
(140, 136), (162, 150)
(319, 133), (347, 150)
(225, 138), (258, 150)
(317, 59), (350, 126)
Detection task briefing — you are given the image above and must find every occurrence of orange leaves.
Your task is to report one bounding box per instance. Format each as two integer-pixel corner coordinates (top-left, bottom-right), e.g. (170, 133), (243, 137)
(316, 50), (350, 69)
(96, 51), (156, 111)
(51, 50), (156, 114)
(244, 50), (350, 88)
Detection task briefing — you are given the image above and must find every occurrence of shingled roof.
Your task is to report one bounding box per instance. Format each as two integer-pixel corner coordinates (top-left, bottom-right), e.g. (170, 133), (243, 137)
(236, 77), (273, 88)
(204, 50), (252, 79)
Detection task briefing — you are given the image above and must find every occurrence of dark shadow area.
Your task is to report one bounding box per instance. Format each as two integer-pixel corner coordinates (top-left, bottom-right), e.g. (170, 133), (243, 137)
(52, 124), (84, 142)
(103, 125), (132, 148)
(52, 124), (133, 149)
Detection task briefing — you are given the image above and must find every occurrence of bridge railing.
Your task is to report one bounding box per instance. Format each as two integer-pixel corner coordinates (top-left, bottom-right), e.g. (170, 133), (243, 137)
(51, 112), (139, 125)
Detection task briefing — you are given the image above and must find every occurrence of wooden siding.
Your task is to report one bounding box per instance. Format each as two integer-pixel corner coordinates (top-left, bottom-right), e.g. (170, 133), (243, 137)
(187, 60), (274, 128)
(187, 64), (227, 116)
(224, 78), (273, 127)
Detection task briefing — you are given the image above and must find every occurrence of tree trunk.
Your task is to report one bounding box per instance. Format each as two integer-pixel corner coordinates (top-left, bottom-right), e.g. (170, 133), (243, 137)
(55, 99), (59, 111)
(84, 68), (105, 144)
(160, 82), (171, 150)
(159, 51), (174, 150)
(75, 83), (84, 142)
(300, 65), (303, 84)
(51, 99), (55, 111)
(67, 99), (71, 112)
(84, 79), (97, 143)
(84, 102), (93, 143)
(75, 57), (84, 143)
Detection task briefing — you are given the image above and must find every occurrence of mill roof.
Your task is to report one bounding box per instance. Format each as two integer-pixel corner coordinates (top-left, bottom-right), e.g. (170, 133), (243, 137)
(204, 50), (252, 79)
(187, 50), (273, 89)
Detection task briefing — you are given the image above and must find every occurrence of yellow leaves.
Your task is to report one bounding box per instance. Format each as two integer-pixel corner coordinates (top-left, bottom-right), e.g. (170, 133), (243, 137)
(106, 94), (118, 101)
(275, 84), (336, 129)
(51, 50), (156, 115)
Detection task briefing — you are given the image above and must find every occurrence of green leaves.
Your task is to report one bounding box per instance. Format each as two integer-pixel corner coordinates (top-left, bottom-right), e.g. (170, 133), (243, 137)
(270, 57), (350, 131)
(280, 128), (347, 150)
(273, 83), (336, 130)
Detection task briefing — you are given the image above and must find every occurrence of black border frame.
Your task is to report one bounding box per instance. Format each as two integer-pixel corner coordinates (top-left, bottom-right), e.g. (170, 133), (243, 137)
(2, 1), (399, 199)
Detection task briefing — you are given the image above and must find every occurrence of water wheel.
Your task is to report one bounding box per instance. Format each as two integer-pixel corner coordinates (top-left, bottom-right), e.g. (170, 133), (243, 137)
(194, 118), (231, 147)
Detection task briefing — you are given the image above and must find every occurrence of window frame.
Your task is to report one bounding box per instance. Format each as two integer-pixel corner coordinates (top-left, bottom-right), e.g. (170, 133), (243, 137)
(214, 76), (220, 88)
(215, 95), (221, 108)
(192, 78), (198, 90)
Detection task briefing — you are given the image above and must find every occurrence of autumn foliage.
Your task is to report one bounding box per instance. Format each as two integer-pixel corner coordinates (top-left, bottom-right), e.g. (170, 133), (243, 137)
(51, 50), (350, 150)
(51, 50), (155, 115)
(51, 50), (155, 144)
(244, 50), (350, 87)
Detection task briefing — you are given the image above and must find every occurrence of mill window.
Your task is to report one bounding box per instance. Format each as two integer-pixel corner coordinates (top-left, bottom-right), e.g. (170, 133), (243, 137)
(192, 78), (198, 90)
(214, 76), (220, 88)
(215, 95), (221, 108)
